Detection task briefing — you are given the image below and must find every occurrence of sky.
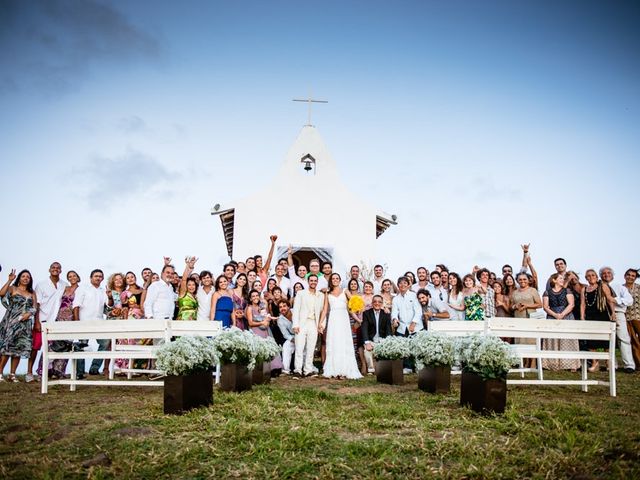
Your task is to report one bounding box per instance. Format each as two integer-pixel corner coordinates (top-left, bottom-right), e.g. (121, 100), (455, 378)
(0, 0), (639, 289)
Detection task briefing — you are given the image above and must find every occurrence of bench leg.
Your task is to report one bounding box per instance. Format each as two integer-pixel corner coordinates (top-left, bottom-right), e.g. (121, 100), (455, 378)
(519, 358), (525, 378)
(581, 359), (588, 392)
(215, 363), (221, 384)
(70, 360), (77, 392)
(41, 347), (48, 394)
(609, 358), (617, 397)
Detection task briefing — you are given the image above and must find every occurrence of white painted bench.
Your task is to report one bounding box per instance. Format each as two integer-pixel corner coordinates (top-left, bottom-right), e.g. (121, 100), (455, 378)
(41, 319), (223, 393)
(487, 317), (617, 396)
(427, 317), (617, 396)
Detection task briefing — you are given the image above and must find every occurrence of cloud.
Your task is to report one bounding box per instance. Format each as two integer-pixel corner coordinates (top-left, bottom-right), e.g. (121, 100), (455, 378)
(0, 0), (162, 97)
(117, 115), (148, 134)
(72, 150), (178, 210)
(466, 175), (522, 202)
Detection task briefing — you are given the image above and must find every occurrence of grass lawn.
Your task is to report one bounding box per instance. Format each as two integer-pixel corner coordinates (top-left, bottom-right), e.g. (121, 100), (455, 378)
(1, 371), (639, 479)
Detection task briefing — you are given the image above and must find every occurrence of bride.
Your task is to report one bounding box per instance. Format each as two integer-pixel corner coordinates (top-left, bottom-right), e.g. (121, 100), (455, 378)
(319, 273), (362, 379)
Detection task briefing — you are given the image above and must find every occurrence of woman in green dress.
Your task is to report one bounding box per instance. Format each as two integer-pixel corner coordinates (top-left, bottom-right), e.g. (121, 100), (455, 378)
(177, 257), (199, 320)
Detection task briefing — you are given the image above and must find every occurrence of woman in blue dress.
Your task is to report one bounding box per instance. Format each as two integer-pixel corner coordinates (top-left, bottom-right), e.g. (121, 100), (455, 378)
(210, 275), (233, 328)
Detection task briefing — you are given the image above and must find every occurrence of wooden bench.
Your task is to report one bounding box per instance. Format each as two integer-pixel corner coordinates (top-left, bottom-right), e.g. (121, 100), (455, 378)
(41, 319), (223, 393)
(427, 317), (617, 396)
(487, 317), (617, 396)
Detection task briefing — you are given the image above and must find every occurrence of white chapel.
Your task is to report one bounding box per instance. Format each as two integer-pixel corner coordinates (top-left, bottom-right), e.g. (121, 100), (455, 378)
(211, 123), (397, 272)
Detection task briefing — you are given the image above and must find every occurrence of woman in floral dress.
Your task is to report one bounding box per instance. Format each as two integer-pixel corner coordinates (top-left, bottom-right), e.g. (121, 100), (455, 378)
(0, 269), (38, 382)
(462, 274), (483, 321)
(246, 289), (283, 372)
(51, 271), (80, 378)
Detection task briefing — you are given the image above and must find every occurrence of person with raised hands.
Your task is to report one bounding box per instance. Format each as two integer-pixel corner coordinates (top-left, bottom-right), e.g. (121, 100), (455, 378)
(0, 269), (38, 383)
(177, 256), (199, 320)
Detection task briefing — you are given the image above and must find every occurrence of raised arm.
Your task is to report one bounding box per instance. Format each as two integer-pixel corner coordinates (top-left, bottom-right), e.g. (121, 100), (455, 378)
(526, 255), (538, 289)
(179, 256), (197, 297)
(0, 269), (16, 298)
(261, 235), (277, 276)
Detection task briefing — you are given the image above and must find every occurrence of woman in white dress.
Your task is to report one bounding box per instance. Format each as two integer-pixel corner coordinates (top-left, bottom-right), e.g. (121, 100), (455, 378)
(320, 273), (362, 379)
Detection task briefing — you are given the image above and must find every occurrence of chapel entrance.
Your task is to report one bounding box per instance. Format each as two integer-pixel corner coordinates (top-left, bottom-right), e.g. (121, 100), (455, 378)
(275, 246), (333, 269)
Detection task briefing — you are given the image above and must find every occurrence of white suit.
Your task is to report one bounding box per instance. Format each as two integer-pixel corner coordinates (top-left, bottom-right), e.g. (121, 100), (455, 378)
(292, 289), (325, 375)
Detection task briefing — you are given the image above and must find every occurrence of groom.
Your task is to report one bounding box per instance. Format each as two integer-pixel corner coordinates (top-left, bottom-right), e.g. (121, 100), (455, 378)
(292, 274), (325, 377)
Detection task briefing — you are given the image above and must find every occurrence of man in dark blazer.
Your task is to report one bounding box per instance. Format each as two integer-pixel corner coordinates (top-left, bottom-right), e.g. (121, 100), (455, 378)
(362, 295), (393, 373)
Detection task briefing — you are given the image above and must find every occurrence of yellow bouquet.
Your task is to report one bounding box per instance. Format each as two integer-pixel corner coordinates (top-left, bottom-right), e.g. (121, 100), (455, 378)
(348, 295), (365, 313)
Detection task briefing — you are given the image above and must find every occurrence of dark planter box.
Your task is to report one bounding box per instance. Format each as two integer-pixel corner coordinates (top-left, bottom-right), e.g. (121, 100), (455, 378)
(418, 365), (451, 394)
(460, 371), (506, 414)
(164, 370), (213, 415)
(220, 363), (252, 392)
(376, 359), (404, 385)
(252, 362), (272, 385)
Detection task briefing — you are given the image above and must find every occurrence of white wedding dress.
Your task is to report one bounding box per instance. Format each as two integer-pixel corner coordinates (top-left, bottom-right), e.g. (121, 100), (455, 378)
(323, 292), (363, 379)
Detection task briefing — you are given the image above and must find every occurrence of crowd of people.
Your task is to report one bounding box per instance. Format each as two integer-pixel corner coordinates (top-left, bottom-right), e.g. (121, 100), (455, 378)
(1, 235), (639, 383)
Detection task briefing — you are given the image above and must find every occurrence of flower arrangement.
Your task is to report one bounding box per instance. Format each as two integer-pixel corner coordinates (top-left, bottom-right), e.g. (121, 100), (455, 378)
(156, 336), (216, 376)
(410, 331), (455, 370)
(254, 335), (282, 364)
(348, 295), (365, 313)
(373, 336), (412, 360)
(455, 335), (518, 380)
(211, 328), (259, 371)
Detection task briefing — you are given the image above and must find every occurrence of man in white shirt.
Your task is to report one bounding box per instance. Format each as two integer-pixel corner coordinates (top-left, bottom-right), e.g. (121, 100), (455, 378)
(271, 263), (291, 299)
(30, 262), (68, 382)
(412, 267), (431, 293)
(371, 264), (386, 294)
(392, 276), (422, 373)
(307, 258), (328, 291)
(600, 267), (635, 373)
(72, 269), (109, 377)
(196, 270), (214, 321)
(144, 264), (178, 320)
(427, 271), (449, 304)
(286, 245), (308, 295)
(342, 265), (363, 290)
(276, 299), (295, 375)
(292, 274), (325, 377)
(417, 289), (450, 329)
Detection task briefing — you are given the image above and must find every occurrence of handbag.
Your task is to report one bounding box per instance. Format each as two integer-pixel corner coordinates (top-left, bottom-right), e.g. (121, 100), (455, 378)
(32, 331), (42, 350)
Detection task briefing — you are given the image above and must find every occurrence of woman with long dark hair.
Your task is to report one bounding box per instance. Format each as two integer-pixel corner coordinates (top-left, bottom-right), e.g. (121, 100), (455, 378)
(0, 269), (38, 382)
(447, 272), (465, 321)
(232, 273), (249, 330)
(580, 269), (616, 372)
(210, 275), (233, 328)
(320, 273), (362, 379)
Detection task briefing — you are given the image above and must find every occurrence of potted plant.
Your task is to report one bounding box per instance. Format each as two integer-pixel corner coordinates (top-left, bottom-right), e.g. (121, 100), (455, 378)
(211, 328), (257, 392)
(156, 336), (216, 414)
(411, 331), (455, 394)
(252, 336), (281, 385)
(456, 335), (518, 414)
(373, 336), (411, 385)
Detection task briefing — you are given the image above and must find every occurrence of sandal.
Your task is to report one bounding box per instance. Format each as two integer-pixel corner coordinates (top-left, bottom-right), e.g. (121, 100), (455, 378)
(8, 374), (19, 383)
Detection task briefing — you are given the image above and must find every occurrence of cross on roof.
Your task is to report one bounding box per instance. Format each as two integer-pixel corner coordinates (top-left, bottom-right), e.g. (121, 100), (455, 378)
(293, 95), (328, 126)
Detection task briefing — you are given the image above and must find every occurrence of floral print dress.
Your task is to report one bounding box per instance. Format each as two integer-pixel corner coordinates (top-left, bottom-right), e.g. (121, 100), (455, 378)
(0, 293), (37, 358)
(464, 292), (484, 321)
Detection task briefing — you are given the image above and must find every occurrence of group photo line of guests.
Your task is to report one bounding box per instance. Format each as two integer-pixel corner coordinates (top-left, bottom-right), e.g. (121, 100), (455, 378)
(1, 236), (639, 382)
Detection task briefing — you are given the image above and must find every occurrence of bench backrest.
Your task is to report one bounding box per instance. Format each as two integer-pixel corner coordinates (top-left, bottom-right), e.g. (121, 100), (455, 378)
(487, 317), (615, 341)
(167, 320), (222, 338)
(44, 320), (167, 341)
(428, 320), (486, 336)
